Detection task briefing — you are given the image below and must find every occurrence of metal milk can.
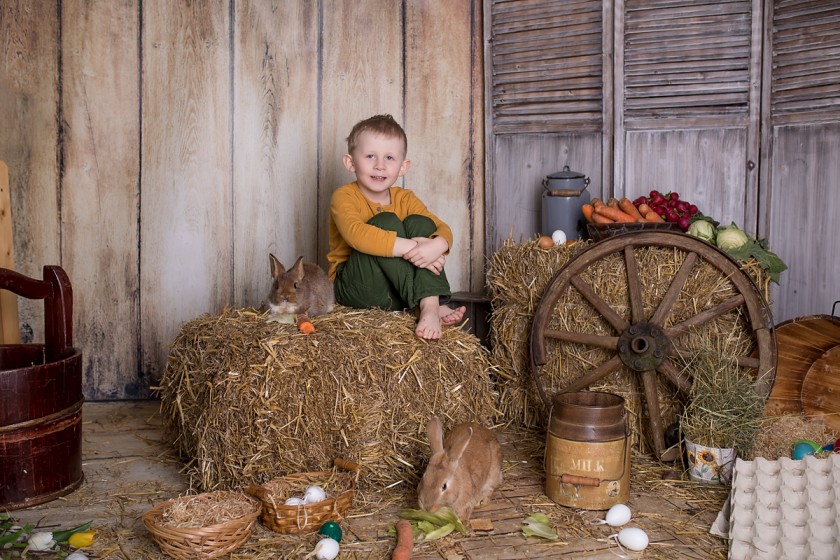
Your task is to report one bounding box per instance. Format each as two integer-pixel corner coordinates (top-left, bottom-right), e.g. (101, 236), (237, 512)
(541, 165), (591, 240)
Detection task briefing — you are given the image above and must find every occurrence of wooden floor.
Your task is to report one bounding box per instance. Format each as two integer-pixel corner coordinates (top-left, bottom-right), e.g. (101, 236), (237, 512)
(9, 401), (731, 559)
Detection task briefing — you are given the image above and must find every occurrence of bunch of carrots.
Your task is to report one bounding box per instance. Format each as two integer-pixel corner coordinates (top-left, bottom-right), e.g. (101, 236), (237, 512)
(582, 197), (665, 224)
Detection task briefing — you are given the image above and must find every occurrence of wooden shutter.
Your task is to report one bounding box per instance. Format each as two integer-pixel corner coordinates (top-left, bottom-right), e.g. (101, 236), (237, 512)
(622, 0), (753, 126)
(489, 0), (604, 133)
(770, 0), (840, 123)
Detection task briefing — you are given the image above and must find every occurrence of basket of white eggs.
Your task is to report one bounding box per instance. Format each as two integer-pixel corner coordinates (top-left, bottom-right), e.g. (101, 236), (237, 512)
(246, 457), (360, 535)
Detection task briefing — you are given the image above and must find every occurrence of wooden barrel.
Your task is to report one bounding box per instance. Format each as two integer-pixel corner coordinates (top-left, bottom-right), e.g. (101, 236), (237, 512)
(544, 391), (630, 510)
(0, 266), (84, 510)
(765, 315), (840, 420)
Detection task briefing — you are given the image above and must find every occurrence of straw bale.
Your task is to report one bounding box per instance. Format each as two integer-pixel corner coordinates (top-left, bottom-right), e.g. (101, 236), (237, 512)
(486, 235), (769, 454)
(157, 306), (501, 493)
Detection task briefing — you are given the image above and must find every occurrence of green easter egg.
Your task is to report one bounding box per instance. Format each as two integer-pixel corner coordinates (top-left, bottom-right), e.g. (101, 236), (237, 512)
(319, 521), (342, 542)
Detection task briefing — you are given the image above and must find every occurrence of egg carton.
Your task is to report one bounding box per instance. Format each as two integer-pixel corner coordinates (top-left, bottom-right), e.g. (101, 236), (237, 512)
(712, 454), (840, 560)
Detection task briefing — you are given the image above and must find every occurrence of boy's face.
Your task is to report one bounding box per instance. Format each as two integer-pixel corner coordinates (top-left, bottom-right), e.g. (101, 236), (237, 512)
(343, 131), (410, 201)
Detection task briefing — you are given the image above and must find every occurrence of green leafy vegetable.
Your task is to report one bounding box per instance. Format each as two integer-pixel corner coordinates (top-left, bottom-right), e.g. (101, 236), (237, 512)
(521, 512), (558, 540)
(395, 507), (468, 541)
(716, 222), (750, 251)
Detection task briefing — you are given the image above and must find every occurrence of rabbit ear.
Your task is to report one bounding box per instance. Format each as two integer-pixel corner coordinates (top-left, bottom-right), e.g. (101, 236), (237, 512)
(290, 256), (305, 281)
(428, 416), (444, 455)
(269, 254), (285, 278)
(447, 426), (474, 463)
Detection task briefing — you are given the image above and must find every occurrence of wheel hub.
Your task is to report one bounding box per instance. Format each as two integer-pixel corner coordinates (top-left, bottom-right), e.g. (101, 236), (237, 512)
(617, 322), (670, 372)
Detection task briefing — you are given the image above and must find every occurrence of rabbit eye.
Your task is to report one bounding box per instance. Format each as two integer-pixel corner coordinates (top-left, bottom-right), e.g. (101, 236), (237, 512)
(441, 482), (447, 492)
(293, 282), (298, 289)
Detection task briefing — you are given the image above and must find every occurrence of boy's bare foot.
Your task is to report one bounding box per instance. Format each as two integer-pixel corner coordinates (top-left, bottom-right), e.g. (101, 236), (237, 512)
(416, 299), (466, 340)
(440, 305), (466, 326)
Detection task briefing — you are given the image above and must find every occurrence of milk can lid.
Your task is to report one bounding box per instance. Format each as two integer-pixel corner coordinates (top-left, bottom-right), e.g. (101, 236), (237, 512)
(547, 165), (586, 180)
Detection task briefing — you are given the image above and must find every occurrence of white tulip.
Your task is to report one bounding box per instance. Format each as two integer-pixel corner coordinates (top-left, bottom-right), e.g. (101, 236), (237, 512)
(66, 552), (90, 560)
(27, 531), (56, 551)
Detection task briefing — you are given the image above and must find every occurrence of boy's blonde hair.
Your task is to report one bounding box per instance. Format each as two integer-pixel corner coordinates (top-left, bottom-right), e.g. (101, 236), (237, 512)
(346, 114), (407, 156)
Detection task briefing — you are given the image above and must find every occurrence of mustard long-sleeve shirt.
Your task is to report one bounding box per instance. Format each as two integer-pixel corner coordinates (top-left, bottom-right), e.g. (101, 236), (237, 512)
(328, 181), (454, 281)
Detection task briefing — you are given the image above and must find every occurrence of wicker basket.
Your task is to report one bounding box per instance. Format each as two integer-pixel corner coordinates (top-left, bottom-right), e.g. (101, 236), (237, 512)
(246, 457), (360, 534)
(587, 221), (680, 241)
(142, 491), (261, 559)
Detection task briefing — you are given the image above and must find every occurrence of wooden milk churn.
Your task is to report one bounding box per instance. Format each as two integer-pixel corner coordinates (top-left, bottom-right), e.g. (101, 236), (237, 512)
(544, 391), (631, 510)
(0, 266), (84, 510)
(541, 165), (591, 240)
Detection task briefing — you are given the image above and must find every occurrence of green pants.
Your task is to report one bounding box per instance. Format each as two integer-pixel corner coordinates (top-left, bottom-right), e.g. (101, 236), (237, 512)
(334, 212), (452, 311)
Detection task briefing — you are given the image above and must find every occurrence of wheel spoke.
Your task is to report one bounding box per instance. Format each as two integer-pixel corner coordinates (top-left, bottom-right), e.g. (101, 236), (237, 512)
(570, 275), (629, 333)
(544, 329), (619, 350)
(665, 293), (746, 339)
(557, 356), (624, 395)
(623, 245), (646, 323)
(640, 370), (668, 458)
(657, 357), (693, 396)
(650, 251), (698, 326)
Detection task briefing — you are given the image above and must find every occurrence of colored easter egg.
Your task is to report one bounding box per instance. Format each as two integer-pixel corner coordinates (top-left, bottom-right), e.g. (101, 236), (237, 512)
(319, 521), (342, 542)
(791, 439), (821, 460)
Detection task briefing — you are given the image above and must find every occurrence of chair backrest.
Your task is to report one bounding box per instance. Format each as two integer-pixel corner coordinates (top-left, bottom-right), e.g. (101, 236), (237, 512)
(0, 266), (73, 361)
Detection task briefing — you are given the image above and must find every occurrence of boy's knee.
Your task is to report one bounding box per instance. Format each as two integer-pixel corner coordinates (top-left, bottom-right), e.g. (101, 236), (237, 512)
(368, 212), (403, 233)
(404, 214), (435, 237)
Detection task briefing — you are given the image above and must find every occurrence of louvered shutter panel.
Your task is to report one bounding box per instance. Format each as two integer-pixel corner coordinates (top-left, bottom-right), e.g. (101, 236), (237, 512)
(770, 0), (840, 122)
(489, 0), (604, 133)
(623, 0), (753, 124)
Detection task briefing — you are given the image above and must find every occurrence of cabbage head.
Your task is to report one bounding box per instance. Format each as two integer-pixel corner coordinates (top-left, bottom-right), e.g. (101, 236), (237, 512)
(715, 223), (750, 251)
(687, 220), (715, 242)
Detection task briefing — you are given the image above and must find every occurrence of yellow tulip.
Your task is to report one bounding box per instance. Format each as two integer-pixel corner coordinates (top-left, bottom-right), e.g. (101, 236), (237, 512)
(68, 531), (95, 548)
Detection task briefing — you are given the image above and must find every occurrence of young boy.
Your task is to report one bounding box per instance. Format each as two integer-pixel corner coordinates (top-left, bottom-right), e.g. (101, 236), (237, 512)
(327, 114), (465, 340)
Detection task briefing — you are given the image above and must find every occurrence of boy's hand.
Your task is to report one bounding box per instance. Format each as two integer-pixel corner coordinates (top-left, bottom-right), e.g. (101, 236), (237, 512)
(404, 236), (448, 272)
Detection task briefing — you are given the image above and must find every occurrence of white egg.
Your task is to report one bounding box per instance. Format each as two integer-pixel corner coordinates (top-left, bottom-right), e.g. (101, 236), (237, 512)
(617, 527), (649, 551)
(303, 485), (327, 504)
(551, 229), (567, 244)
(604, 503), (632, 527)
(284, 496), (304, 506)
(312, 537), (340, 560)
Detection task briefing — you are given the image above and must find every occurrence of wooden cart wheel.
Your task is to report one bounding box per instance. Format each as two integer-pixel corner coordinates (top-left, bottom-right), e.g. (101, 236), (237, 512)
(530, 231), (776, 462)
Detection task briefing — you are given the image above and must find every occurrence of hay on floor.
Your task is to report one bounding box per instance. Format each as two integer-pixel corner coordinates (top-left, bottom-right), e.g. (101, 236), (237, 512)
(486, 235), (770, 454)
(156, 306), (501, 493)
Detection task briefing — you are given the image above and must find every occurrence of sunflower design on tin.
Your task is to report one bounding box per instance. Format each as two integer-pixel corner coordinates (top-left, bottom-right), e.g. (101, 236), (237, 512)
(699, 449), (718, 465)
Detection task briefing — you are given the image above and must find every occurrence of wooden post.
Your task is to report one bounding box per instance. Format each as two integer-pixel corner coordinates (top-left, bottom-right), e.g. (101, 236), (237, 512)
(0, 161), (20, 344)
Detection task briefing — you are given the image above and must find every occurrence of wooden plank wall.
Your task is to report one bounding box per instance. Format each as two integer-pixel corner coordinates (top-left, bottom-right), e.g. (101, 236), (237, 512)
(0, 0), (483, 400)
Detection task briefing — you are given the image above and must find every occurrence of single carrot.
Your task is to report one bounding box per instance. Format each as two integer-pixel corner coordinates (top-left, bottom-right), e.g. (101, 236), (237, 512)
(594, 205), (636, 223)
(637, 203), (653, 216)
(296, 314), (316, 334)
(392, 519), (414, 560)
(607, 197), (621, 209)
(591, 211), (614, 224)
(591, 197), (606, 209)
(645, 210), (665, 223)
(582, 203), (596, 223)
(619, 197), (645, 221)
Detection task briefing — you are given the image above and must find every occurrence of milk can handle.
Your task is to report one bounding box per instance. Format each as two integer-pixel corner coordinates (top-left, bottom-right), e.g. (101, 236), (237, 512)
(558, 474), (600, 487)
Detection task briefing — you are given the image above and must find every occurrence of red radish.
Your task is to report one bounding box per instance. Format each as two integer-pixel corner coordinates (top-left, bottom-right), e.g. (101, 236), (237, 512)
(688, 204), (698, 215)
(649, 190), (661, 198)
(666, 211), (680, 223)
(669, 192), (680, 201)
(653, 206), (666, 216)
(678, 215), (691, 231)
